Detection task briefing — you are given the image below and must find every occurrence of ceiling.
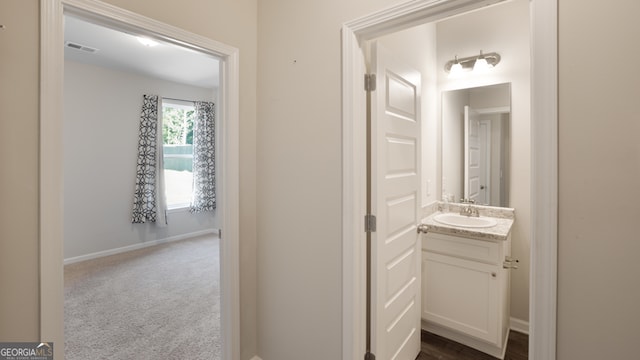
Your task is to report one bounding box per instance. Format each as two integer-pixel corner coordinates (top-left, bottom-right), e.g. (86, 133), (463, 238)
(64, 15), (219, 89)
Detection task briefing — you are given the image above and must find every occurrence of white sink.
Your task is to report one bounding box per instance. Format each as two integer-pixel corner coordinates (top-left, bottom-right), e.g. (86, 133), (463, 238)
(433, 213), (497, 228)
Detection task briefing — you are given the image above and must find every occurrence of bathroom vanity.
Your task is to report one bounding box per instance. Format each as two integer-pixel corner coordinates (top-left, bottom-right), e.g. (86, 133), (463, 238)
(420, 204), (515, 359)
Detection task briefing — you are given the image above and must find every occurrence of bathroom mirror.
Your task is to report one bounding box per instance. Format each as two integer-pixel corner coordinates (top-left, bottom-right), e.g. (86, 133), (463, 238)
(441, 83), (511, 207)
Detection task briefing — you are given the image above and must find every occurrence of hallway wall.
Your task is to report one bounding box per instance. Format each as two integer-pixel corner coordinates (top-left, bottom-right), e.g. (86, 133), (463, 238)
(0, 0), (40, 341)
(557, 0), (640, 358)
(256, 0), (406, 358)
(5, 0), (640, 359)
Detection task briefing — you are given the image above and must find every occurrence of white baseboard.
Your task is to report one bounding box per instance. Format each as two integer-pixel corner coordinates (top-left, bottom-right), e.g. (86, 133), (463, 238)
(63, 229), (218, 265)
(510, 317), (530, 335)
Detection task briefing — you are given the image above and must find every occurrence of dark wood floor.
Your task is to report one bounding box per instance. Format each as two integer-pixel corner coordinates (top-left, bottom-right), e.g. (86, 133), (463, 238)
(417, 330), (528, 360)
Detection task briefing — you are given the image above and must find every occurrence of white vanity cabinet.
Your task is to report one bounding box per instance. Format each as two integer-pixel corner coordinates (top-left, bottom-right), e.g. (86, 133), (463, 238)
(421, 231), (511, 359)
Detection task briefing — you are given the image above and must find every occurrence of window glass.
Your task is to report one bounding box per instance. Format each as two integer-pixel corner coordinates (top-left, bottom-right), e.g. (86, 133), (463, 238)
(162, 101), (195, 208)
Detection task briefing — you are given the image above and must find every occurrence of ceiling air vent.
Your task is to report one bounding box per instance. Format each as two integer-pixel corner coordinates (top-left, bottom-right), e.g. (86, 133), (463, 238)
(65, 41), (99, 54)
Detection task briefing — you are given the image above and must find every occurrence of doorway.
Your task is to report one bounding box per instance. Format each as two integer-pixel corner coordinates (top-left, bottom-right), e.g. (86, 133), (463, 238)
(341, 0), (558, 359)
(62, 12), (221, 359)
(40, 1), (241, 359)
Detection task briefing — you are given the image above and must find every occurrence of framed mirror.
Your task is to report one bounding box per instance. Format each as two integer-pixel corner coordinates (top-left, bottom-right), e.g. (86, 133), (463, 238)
(441, 83), (511, 207)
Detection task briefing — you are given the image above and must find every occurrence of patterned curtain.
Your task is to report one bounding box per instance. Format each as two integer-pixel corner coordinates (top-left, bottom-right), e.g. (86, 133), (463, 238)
(132, 94), (168, 225)
(190, 101), (216, 213)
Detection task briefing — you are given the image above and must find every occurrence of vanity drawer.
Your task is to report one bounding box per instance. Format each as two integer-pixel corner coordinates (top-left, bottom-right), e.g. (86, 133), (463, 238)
(423, 232), (501, 265)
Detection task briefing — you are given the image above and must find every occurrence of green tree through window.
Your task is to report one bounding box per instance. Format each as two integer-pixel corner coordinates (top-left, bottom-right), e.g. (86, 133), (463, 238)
(162, 107), (194, 145)
(162, 101), (195, 208)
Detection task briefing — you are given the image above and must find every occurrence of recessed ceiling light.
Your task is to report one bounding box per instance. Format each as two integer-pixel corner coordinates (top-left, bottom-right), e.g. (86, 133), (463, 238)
(65, 41), (99, 53)
(137, 37), (159, 47)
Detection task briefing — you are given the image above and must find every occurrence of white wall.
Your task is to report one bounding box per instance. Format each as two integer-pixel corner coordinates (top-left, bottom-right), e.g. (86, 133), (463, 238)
(436, 0), (531, 323)
(63, 60), (218, 260)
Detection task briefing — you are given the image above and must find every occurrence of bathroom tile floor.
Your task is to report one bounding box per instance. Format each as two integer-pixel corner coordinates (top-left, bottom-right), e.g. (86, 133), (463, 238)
(418, 330), (528, 360)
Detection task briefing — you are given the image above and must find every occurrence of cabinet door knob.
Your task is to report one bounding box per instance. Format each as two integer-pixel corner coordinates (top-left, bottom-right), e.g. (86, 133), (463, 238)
(491, 272), (497, 278)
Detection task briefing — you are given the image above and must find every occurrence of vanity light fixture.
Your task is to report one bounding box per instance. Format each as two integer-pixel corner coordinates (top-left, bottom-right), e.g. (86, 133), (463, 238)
(444, 50), (500, 75)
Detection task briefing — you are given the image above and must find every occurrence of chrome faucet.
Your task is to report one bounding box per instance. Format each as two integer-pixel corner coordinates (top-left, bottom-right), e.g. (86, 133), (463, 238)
(459, 198), (479, 217)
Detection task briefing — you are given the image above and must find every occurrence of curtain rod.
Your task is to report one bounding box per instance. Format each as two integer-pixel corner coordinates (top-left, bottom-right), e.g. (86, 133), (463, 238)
(162, 96), (195, 103)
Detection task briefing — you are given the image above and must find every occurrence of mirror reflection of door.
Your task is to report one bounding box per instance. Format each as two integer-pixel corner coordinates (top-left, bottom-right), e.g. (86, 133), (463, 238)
(479, 118), (491, 205)
(443, 83), (511, 207)
(464, 105), (481, 204)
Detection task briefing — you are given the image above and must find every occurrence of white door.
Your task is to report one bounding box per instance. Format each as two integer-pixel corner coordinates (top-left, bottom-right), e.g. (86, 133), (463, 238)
(464, 106), (481, 203)
(478, 119), (492, 205)
(370, 42), (421, 360)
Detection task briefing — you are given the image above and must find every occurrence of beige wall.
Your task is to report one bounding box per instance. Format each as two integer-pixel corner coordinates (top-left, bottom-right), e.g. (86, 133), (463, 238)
(558, 0), (640, 359)
(0, 0), (40, 341)
(6, 0), (640, 358)
(256, 0), (402, 358)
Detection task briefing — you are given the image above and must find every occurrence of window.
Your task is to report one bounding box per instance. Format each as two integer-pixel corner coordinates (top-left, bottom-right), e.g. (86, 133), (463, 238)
(162, 100), (195, 209)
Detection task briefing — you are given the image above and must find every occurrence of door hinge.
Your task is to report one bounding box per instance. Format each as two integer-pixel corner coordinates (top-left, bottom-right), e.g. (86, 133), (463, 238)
(364, 214), (377, 233)
(364, 73), (376, 92)
(364, 352), (376, 360)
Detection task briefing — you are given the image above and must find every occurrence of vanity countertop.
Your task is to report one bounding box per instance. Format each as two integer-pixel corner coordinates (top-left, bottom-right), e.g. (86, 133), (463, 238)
(422, 210), (514, 241)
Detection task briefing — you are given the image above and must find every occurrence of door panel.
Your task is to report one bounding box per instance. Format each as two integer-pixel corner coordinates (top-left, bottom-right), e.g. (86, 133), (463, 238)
(386, 137), (417, 177)
(371, 41), (421, 360)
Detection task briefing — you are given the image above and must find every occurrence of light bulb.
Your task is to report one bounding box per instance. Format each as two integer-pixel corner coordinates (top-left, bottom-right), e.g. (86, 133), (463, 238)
(473, 51), (491, 73)
(137, 37), (159, 47)
(448, 62), (463, 78)
(448, 56), (463, 78)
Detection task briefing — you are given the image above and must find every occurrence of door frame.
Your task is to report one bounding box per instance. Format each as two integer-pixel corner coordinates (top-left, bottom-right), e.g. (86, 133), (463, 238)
(341, 0), (557, 359)
(40, 1), (241, 359)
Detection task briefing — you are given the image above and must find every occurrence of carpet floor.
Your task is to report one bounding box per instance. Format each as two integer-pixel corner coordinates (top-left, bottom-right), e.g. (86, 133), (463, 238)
(64, 235), (220, 360)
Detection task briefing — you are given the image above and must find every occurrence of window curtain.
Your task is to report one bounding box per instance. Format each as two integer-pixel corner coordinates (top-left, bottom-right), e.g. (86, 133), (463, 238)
(190, 101), (216, 213)
(131, 94), (168, 225)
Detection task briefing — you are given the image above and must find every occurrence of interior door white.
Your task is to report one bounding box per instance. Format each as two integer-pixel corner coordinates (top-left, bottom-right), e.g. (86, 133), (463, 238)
(464, 106), (481, 203)
(478, 119), (491, 205)
(370, 42), (421, 360)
